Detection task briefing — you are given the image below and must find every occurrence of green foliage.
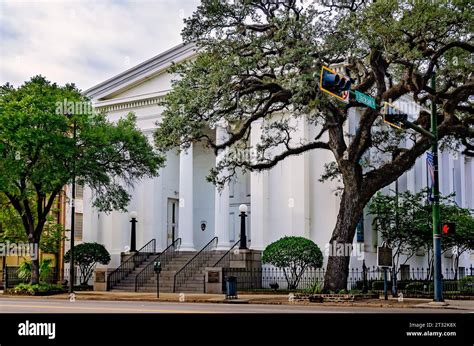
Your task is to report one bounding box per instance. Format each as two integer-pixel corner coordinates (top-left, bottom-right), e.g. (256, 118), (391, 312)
(1, 76), (163, 283)
(459, 276), (474, 295)
(369, 189), (474, 277)
(13, 282), (64, 295)
(263, 236), (323, 289)
(155, 1), (472, 290)
(16, 258), (54, 283)
(304, 281), (324, 294)
(405, 281), (428, 292)
(16, 261), (32, 281)
(64, 242), (110, 285)
(371, 280), (386, 291)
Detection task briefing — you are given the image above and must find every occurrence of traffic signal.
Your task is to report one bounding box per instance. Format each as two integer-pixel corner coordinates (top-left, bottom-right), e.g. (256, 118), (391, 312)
(382, 102), (408, 129)
(320, 66), (352, 103)
(441, 222), (455, 235)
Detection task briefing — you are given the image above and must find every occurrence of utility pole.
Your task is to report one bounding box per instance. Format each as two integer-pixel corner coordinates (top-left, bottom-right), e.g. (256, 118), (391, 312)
(431, 72), (443, 302)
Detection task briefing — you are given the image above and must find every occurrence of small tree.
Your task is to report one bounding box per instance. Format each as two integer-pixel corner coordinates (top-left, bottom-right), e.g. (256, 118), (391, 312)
(440, 207), (474, 280)
(370, 190), (474, 282)
(262, 236), (323, 290)
(0, 76), (164, 284)
(64, 242), (110, 286)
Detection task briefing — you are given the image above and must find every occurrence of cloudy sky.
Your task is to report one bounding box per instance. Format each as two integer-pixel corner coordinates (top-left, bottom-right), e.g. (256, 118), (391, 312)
(0, 0), (200, 91)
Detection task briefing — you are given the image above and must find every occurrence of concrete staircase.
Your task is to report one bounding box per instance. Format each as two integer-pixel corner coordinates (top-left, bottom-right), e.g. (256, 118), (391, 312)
(110, 250), (227, 293)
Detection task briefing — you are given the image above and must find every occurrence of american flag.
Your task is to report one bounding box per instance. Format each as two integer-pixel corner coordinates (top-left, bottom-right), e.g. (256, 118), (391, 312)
(427, 152), (435, 202)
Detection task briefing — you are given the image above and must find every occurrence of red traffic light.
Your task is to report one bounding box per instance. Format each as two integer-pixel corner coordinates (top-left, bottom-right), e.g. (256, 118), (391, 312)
(441, 222), (455, 235)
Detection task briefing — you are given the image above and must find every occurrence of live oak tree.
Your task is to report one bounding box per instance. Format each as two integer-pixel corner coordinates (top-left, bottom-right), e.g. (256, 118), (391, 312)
(154, 1), (473, 289)
(0, 76), (164, 284)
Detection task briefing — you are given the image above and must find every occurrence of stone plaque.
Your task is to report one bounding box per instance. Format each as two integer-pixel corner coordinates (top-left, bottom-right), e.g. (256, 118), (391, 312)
(208, 271), (219, 283)
(377, 246), (393, 267)
(95, 271), (105, 283)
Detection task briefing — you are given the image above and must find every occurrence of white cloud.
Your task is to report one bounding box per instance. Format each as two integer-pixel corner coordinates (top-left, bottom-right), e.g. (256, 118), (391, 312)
(0, 0), (200, 90)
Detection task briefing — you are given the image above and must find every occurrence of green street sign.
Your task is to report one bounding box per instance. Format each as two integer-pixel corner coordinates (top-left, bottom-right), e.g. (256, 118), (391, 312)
(354, 90), (376, 109)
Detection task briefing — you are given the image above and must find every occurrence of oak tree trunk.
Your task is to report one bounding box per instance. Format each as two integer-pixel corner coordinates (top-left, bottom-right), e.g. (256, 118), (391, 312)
(323, 189), (364, 291)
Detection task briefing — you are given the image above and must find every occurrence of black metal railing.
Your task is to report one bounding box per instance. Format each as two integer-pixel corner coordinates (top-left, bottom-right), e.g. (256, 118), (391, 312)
(173, 237), (218, 292)
(2, 266), (61, 289)
(220, 266), (474, 295)
(213, 239), (240, 268)
(107, 239), (156, 290)
(135, 238), (182, 292)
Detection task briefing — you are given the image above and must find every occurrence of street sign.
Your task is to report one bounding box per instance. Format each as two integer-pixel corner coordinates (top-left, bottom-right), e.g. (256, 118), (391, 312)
(320, 66), (351, 103)
(377, 245), (393, 267)
(382, 102), (408, 130)
(354, 90), (376, 109)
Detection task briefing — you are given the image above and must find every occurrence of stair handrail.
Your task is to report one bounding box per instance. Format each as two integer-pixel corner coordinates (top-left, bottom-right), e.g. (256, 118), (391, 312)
(213, 239), (241, 268)
(134, 238), (182, 292)
(173, 236), (218, 292)
(107, 238), (156, 290)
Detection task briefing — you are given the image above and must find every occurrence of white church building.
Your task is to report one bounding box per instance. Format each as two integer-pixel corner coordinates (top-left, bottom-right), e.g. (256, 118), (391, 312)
(75, 43), (473, 285)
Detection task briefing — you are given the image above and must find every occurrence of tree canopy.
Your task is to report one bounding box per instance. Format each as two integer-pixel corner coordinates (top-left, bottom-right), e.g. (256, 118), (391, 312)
(155, 0), (473, 289)
(262, 236), (323, 289)
(370, 189), (474, 279)
(0, 75), (164, 283)
(64, 242), (111, 286)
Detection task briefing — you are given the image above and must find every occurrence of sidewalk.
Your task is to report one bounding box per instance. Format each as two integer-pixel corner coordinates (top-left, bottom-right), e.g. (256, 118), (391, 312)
(2, 290), (472, 310)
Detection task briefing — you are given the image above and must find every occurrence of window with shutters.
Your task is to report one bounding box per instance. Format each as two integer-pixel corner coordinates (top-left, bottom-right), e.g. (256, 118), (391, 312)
(74, 213), (83, 241)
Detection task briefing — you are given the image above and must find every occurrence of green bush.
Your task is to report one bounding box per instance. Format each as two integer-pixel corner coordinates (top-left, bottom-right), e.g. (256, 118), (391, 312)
(16, 259), (54, 283)
(262, 236), (323, 290)
(13, 283), (65, 295)
(65, 242), (111, 285)
(405, 281), (428, 291)
(459, 276), (474, 294)
(304, 281), (323, 294)
(371, 280), (388, 290)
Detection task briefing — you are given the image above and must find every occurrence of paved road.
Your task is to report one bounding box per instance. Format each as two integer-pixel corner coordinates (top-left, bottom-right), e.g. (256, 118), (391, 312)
(0, 297), (469, 313)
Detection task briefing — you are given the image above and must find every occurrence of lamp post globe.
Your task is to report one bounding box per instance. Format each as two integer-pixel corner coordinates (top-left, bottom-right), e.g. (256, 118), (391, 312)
(239, 204), (248, 250)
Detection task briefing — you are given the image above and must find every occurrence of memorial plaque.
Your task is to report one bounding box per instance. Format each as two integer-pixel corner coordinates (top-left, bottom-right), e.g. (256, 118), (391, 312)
(95, 271), (105, 283)
(208, 271), (219, 283)
(377, 246), (393, 267)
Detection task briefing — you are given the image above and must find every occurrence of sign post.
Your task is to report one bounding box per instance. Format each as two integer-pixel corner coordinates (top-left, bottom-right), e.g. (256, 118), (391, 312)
(377, 243), (393, 301)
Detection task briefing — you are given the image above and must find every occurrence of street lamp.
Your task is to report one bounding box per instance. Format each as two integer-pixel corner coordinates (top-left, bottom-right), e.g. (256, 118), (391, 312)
(239, 204), (248, 250)
(129, 211), (138, 253)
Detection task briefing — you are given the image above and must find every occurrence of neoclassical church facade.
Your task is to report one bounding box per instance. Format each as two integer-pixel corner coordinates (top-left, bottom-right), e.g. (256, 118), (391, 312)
(77, 43), (474, 277)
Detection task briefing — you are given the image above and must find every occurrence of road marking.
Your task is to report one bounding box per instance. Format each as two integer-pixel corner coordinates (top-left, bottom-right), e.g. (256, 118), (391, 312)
(0, 303), (215, 314)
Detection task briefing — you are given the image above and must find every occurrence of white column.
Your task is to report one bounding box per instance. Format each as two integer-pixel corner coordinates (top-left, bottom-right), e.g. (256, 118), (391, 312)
(250, 119), (266, 250)
(288, 117), (310, 238)
(179, 144), (195, 251)
(459, 155), (466, 207)
(214, 125), (231, 250)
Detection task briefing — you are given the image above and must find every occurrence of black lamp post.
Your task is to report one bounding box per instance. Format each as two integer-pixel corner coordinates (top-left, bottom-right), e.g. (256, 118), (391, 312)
(239, 204), (248, 250)
(129, 211), (138, 252)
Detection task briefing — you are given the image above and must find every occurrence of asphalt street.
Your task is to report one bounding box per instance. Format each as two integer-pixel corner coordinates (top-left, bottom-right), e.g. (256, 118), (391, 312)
(0, 297), (469, 313)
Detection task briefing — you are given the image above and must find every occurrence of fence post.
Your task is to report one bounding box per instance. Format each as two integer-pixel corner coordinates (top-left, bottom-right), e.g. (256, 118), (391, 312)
(4, 266), (8, 292)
